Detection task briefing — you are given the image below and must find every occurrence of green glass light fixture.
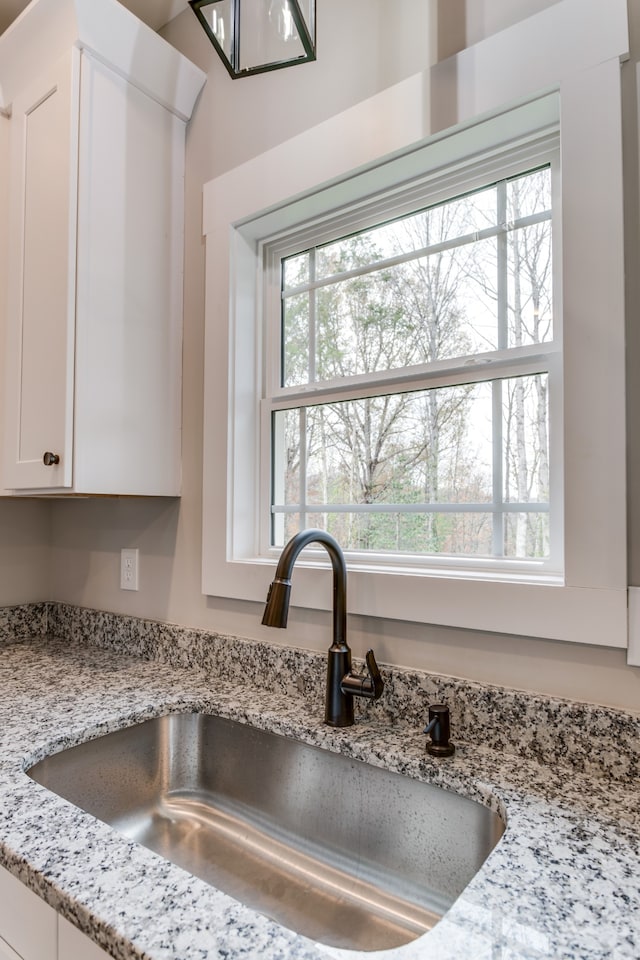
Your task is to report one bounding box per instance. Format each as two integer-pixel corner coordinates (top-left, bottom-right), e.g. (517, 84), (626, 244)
(189, 0), (316, 78)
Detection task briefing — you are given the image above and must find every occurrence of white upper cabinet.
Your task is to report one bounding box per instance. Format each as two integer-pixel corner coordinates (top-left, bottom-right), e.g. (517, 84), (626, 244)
(0, 0), (205, 494)
(4, 49), (78, 491)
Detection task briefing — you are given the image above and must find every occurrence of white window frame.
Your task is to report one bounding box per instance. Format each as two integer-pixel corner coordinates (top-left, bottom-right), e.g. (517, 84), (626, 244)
(201, 0), (629, 649)
(261, 148), (561, 578)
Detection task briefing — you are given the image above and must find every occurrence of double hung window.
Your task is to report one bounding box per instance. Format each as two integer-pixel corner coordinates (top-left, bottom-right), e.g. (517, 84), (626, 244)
(263, 155), (559, 575)
(203, 18), (628, 648)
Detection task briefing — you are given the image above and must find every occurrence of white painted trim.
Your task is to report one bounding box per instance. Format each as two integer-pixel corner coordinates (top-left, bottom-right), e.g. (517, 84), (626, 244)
(0, 0), (206, 120)
(203, 74), (432, 237)
(201, 0), (630, 648)
(628, 588), (640, 666)
(429, 0), (629, 134)
(560, 57), (627, 591)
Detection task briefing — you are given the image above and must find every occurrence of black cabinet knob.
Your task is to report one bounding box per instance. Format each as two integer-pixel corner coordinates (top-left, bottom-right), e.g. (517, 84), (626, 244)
(43, 452), (60, 466)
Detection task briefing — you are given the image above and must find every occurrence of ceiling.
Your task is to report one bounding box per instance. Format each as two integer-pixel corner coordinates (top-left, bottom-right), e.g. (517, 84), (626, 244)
(0, 0), (189, 36)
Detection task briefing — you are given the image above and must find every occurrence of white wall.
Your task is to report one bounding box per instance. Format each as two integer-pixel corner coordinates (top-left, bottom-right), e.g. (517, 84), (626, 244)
(435, 0), (562, 58)
(47, 0), (640, 711)
(0, 499), (51, 604)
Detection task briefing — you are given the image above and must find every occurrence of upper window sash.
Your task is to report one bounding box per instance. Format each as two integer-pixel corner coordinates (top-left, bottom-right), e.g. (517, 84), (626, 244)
(264, 157), (558, 403)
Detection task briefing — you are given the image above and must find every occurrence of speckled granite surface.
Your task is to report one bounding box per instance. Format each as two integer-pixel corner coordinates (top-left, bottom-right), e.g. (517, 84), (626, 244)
(0, 601), (48, 643)
(0, 604), (638, 960)
(46, 602), (640, 783)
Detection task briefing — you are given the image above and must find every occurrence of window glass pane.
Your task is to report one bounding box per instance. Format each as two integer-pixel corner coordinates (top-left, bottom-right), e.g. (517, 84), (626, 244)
(314, 184), (498, 281)
(314, 240), (500, 380)
(505, 167), (553, 347)
(283, 251), (309, 290)
(504, 512), (549, 559)
(272, 374), (550, 560)
(434, 237), (499, 354)
(507, 168), (551, 220)
(300, 511), (497, 556)
(273, 408), (301, 505)
(273, 513), (301, 548)
(501, 373), (549, 558)
(507, 223), (553, 347)
(282, 292), (310, 386)
(271, 506), (550, 558)
(301, 384), (494, 507)
(281, 167), (552, 388)
(314, 270), (410, 379)
(502, 374), (549, 503)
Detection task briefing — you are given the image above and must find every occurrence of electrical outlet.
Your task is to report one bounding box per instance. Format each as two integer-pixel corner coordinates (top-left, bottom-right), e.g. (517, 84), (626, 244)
(120, 548), (139, 591)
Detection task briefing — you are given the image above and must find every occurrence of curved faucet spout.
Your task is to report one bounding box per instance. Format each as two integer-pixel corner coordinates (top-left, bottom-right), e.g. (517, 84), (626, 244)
(261, 529), (383, 727)
(262, 529), (346, 646)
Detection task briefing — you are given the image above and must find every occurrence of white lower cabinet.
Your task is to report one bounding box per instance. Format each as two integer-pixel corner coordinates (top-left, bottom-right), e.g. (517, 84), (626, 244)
(0, 866), (111, 960)
(58, 917), (111, 960)
(0, 866), (56, 960)
(0, 938), (23, 960)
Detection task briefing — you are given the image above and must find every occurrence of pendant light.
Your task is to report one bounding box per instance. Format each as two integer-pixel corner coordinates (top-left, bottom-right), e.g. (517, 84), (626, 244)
(189, 0), (316, 78)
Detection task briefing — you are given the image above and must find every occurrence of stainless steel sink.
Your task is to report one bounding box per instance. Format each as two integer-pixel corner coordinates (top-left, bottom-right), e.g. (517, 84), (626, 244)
(27, 713), (504, 951)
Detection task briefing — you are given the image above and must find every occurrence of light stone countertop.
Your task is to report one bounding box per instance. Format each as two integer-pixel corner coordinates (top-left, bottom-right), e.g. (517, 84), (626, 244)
(0, 632), (639, 960)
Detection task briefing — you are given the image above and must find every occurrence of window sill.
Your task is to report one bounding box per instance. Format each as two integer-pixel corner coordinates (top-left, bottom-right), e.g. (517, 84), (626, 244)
(207, 555), (627, 649)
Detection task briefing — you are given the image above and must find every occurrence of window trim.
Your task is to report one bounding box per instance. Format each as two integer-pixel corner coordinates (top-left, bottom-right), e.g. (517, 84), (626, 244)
(201, 1), (628, 649)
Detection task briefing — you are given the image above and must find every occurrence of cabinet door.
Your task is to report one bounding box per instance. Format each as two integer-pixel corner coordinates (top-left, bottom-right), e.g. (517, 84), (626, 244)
(0, 867), (57, 960)
(58, 917), (112, 960)
(72, 51), (184, 495)
(0, 938), (22, 960)
(3, 49), (79, 490)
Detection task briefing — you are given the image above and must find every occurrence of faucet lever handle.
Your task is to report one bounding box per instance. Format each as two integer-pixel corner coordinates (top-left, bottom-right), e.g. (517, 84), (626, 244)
(341, 648), (384, 701)
(365, 649), (384, 700)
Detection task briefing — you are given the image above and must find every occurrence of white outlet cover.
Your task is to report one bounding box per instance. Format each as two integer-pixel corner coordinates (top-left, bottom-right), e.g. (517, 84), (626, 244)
(120, 548), (140, 591)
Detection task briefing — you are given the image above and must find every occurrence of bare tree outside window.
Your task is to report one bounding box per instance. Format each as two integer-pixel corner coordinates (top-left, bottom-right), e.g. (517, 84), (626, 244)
(272, 167), (553, 563)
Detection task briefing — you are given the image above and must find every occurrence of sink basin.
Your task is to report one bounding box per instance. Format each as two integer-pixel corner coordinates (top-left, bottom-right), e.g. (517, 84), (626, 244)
(28, 713), (503, 951)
